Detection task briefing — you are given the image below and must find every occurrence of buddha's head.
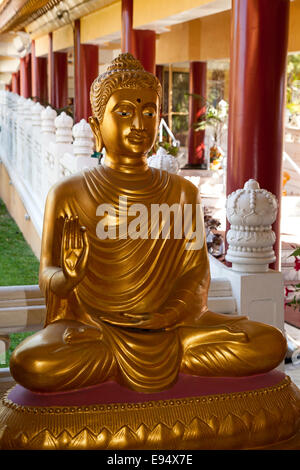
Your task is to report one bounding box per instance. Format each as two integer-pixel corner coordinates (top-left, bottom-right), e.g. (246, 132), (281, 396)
(89, 53), (162, 163)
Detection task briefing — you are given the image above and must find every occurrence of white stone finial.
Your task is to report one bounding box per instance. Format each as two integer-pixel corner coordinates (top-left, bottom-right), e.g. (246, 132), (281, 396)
(32, 102), (45, 128)
(244, 179), (260, 190)
(41, 106), (57, 136)
(24, 99), (34, 122)
(225, 179), (278, 272)
(17, 96), (27, 117)
(55, 111), (73, 144)
(148, 146), (180, 174)
(72, 119), (94, 158)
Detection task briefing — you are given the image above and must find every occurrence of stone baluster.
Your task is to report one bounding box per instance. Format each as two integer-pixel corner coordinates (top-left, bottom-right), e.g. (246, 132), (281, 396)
(41, 106), (57, 140)
(40, 106), (57, 203)
(225, 179), (278, 272)
(24, 99), (34, 124)
(58, 118), (97, 175)
(16, 96), (27, 174)
(55, 111), (73, 144)
(24, 99), (36, 186)
(32, 102), (45, 130)
(209, 179), (284, 332)
(53, 112), (74, 181)
(31, 102), (45, 200)
(72, 119), (94, 159)
(17, 96), (27, 120)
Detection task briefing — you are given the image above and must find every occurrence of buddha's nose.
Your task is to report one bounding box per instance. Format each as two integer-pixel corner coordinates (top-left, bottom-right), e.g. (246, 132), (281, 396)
(132, 109), (143, 129)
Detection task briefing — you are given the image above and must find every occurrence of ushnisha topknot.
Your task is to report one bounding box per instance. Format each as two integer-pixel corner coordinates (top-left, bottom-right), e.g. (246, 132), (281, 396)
(90, 53), (162, 122)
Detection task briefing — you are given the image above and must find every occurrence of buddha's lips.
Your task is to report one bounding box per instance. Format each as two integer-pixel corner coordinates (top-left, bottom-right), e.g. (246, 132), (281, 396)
(127, 131), (147, 143)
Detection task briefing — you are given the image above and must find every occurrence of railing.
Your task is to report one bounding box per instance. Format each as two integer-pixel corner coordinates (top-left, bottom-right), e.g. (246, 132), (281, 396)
(0, 91), (98, 238)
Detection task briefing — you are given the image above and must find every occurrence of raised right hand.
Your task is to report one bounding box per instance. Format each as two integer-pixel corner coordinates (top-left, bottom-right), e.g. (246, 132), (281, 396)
(61, 215), (89, 288)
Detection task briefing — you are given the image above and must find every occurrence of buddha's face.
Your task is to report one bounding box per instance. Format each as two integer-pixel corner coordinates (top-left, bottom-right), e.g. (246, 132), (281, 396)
(98, 88), (159, 158)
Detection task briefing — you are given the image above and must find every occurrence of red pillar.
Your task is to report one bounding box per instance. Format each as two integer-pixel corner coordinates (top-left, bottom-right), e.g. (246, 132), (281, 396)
(121, 0), (134, 54)
(12, 72), (20, 94)
(74, 19), (81, 122)
(31, 39), (48, 104)
(187, 61), (207, 167)
(48, 32), (55, 105)
(54, 52), (68, 109)
(133, 30), (156, 75)
(80, 44), (99, 120)
(156, 65), (163, 83)
(226, 0), (290, 270)
(48, 32), (68, 110)
(74, 19), (99, 122)
(20, 54), (32, 98)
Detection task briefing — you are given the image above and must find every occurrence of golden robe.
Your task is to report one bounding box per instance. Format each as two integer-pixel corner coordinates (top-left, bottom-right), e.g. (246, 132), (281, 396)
(10, 166), (286, 393)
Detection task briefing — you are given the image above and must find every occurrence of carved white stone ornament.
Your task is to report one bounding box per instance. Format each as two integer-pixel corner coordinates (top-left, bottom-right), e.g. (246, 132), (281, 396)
(148, 146), (180, 174)
(41, 106), (57, 136)
(72, 119), (94, 158)
(31, 102), (44, 129)
(24, 99), (34, 123)
(55, 111), (73, 144)
(225, 179), (278, 272)
(17, 96), (27, 119)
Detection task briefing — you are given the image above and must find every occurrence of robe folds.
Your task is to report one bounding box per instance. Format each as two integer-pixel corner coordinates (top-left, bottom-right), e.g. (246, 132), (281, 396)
(38, 165), (211, 392)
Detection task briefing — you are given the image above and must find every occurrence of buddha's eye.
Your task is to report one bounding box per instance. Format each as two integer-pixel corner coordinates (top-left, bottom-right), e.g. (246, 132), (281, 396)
(114, 104), (133, 117)
(143, 109), (156, 118)
(116, 110), (132, 117)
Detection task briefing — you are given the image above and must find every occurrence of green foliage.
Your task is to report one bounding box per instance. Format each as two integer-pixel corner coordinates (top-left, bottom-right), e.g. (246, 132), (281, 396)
(0, 200), (40, 285)
(159, 141), (179, 157)
(0, 199), (38, 367)
(286, 247), (300, 312)
(289, 247), (300, 258)
(286, 54), (300, 115)
(172, 72), (189, 113)
(1, 332), (33, 368)
(190, 94), (228, 145)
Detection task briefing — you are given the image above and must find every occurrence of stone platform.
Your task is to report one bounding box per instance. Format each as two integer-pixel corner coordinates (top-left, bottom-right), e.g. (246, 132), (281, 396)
(1, 371), (300, 450)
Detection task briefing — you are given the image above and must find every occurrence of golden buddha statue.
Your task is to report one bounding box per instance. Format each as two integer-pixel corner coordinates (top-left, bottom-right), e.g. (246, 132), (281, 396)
(8, 53), (287, 395)
(2, 53), (300, 451)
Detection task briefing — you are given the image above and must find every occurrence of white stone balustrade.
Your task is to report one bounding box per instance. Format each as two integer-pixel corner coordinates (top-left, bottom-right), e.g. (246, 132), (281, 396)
(0, 90), (96, 237)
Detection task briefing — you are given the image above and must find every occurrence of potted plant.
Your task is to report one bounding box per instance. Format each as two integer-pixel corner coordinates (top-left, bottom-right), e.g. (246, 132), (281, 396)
(194, 98), (228, 170)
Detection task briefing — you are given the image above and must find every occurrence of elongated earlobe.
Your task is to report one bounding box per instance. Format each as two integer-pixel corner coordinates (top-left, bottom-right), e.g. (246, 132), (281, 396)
(88, 116), (103, 152)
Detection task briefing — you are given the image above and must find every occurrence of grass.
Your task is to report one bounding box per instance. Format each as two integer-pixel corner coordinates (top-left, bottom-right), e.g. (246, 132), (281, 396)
(0, 199), (40, 285)
(0, 199), (40, 367)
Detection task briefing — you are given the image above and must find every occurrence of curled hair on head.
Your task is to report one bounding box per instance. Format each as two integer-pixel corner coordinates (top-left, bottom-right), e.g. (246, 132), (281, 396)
(90, 53), (162, 122)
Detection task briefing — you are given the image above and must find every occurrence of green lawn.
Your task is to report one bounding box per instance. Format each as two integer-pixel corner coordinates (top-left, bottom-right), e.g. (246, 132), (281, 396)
(0, 199), (39, 367)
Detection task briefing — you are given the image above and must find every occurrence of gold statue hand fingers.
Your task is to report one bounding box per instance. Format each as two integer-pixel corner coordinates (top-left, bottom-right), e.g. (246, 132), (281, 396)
(205, 325), (249, 344)
(100, 316), (139, 327)
(63, 325), (103, 344)
(80, 226), (89, 250)
(74, 216), (80, 249)
(77, 229), (89, 271)
(62, 217), (70, 251)
(122, 312), (150, 321)
(133, 313), (166, 330)
(70, 216), (77, 248)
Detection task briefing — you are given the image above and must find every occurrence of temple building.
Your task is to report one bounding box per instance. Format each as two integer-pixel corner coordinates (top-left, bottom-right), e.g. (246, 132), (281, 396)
(0, 0), (300, 429)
